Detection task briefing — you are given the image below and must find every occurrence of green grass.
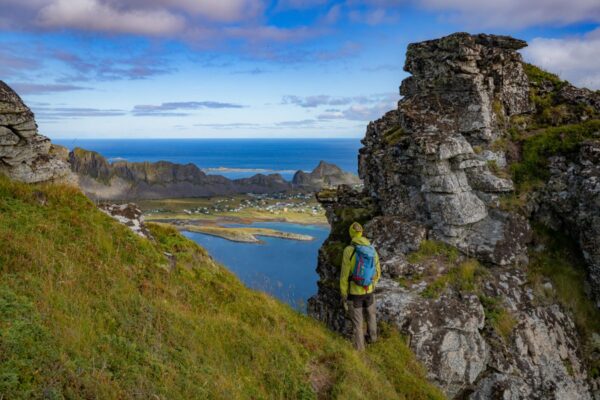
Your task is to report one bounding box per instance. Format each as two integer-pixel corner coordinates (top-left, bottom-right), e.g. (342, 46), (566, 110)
(408, 242), (515, 338)
(528, 224), (600, 377)
(478, 296), (517, 341)
(522, 63), (597, 128)
(421, 259), (484, 299)
(523, 63), (565, 88)
(0, 175), (445, 400)
(510, 119), (600, 189)
(407, 240), (459, 265)
(406, 241), (486, 299)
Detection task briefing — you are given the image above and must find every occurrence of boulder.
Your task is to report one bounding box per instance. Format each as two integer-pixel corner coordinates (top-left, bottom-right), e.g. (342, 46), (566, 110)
(0, 81), (73, 184)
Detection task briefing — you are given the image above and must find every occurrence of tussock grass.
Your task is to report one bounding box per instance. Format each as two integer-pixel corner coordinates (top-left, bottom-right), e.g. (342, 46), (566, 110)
(407, 240), (459, 265)
(479, 296), (517, 341)
(0, 175), (445, 399)
(421, 259), (484, 299)
(510, 120), (600, 188)
(528, 225), (600, 377)
(406, 241), (486, 299)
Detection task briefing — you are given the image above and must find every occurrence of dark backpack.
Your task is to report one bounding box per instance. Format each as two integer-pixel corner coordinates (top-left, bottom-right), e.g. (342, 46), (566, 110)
(350, 245), (376, 289)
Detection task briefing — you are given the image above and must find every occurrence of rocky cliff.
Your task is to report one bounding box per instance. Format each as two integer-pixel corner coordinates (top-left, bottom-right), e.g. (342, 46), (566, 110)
(70, 148), (360, 200)
(292, 160), (361, 190)
(0, 81), (72, 184)
(308, 33), (600, 399)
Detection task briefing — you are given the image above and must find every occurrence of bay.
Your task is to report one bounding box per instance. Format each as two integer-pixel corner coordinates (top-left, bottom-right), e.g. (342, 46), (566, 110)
(183, 222), (330, 310)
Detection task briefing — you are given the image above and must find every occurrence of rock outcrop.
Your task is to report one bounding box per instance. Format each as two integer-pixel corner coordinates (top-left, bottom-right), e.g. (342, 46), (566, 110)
(292, 160), (361, 190)
(0, 81), (72, 184)
(98, 203), (151, 239)
(359, 33), (531, 266)
(70, 148), (360, 200)
(309, 33), (599, 399)
(535, 142), (600, 308)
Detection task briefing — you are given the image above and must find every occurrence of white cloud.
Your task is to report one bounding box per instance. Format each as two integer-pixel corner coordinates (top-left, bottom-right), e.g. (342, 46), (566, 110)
(348, 0), (600, 27)
(119, 0), (264, 22)
(522, 28), (600, 89)
(37, 0), (185, 35)
(0, 0), (270, 37)
(418, 0), (600, 28)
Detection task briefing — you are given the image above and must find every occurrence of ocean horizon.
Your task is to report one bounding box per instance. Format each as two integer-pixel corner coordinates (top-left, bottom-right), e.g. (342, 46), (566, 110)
(55, 138), (363, 180)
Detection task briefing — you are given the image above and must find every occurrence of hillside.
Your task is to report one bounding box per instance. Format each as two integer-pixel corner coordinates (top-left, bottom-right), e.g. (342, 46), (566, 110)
(0, 174), (444, 399)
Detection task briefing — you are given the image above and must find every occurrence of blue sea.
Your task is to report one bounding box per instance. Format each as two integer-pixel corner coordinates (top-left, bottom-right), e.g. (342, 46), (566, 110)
(55, 138), (362, 180)
(183, 222), (330, 310)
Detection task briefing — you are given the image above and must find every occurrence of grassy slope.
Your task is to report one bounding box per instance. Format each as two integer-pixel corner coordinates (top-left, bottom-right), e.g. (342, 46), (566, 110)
(0, 175), (444, 400)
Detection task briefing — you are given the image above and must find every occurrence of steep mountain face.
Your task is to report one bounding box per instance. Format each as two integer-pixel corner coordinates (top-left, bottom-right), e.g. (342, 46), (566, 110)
(70, 149), (360, 200)
(0, 81), (72, 184)
(309, 33), (600, 399)
(292, 160), (361, 190)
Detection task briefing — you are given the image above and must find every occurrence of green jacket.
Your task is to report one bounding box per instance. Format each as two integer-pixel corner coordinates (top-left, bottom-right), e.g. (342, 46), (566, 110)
(339, 236), (381, 298)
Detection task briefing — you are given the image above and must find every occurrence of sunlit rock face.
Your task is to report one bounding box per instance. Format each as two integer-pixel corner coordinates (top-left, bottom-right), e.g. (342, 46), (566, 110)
(0, 81), (73, 184)
(309, 33), (598, 399)
(359, 33), (531, 267)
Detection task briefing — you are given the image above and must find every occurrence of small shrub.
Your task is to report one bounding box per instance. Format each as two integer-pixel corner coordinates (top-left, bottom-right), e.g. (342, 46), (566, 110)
(479, 295), (517, 340)
(407, 240), (459, 264)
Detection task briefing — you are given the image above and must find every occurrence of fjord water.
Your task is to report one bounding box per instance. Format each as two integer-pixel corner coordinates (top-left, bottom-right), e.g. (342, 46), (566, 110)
(183, 222), (330, 310)
(53, 138), (351, 308)
(55, 138), (362, 180)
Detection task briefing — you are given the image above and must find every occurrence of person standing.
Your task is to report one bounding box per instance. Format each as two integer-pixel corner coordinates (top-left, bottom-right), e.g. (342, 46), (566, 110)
(340, 222), (381, 351)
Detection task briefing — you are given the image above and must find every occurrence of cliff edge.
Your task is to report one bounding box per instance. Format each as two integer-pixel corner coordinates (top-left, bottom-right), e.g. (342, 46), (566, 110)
(309, 32), (600, 399)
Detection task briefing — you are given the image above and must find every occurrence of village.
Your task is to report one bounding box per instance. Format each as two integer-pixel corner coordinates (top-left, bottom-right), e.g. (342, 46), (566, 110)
(143, 192), (324, 218)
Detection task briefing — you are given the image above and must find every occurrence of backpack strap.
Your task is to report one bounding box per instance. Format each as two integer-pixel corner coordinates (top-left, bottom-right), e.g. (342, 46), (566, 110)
(348, 244), (356, 282)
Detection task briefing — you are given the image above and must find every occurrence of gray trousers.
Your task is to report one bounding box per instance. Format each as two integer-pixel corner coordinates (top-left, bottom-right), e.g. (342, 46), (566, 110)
(348, 294), (377, 351)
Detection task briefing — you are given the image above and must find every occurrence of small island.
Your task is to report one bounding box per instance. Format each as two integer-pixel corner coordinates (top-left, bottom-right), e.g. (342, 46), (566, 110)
(181, 224), (314, 243)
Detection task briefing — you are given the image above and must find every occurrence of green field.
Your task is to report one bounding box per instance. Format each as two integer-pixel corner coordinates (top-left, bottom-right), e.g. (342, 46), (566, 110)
(140, 195), (328, 226)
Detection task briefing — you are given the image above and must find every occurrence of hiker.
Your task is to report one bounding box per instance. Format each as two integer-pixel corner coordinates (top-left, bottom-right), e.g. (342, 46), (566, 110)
(340, 222), (381, 351)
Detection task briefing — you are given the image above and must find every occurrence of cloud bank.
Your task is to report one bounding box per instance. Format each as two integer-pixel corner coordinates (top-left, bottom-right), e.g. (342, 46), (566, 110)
(522, 27), (600, 89)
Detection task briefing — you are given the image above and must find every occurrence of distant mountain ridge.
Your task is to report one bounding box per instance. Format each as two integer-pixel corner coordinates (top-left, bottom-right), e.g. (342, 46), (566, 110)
(69, 147), (360, 200)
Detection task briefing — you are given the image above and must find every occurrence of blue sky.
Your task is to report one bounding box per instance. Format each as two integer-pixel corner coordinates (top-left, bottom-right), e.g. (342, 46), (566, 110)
(1, 0), (599, 139)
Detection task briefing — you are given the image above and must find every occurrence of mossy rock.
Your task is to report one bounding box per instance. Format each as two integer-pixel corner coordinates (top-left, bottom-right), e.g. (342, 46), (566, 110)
(383, 126), (406, 146)
(511, 119), (600, 187)
(322, 241), (346, 267)
(330, 206), (377, 242)
(523, 63), (565, 88)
